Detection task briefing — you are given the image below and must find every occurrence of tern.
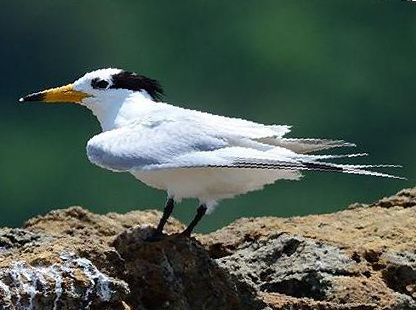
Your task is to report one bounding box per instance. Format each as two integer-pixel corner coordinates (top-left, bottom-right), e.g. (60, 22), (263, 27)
(20, 68), (400, 237)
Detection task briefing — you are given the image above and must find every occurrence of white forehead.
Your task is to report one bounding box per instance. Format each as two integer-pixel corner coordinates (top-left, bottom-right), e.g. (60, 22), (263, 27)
(73, 68), (122, 86)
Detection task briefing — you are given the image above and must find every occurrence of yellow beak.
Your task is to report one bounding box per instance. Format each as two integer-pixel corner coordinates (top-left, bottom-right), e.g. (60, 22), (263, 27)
(19, 84), (90, 103)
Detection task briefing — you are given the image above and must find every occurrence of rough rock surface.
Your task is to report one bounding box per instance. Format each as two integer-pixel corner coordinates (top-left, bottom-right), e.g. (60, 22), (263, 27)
(0, 187), (415, 309)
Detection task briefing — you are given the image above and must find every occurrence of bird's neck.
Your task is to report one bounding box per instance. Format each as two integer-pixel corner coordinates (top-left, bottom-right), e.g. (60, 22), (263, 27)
(87, 91), (162, 131)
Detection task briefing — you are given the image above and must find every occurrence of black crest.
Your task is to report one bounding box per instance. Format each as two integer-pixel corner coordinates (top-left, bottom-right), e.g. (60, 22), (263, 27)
(110, 71), (164, 101)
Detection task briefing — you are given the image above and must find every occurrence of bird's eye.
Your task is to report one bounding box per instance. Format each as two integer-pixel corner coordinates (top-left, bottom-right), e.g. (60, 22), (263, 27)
(91, 78), (110, 89)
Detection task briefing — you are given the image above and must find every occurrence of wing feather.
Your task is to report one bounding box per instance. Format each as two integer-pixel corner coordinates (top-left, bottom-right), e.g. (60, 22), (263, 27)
(86, 107), (401, 179)
(258, 138), (356, 153)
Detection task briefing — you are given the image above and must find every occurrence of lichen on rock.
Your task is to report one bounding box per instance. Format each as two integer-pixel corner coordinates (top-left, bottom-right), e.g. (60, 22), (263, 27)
(0, 252), (129, 310)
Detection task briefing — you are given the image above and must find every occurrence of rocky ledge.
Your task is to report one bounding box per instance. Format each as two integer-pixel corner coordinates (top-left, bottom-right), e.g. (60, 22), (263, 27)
(0, 187), (415, 310)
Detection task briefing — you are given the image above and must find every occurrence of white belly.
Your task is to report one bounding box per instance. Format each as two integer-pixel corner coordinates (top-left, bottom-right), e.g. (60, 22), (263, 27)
(132, 167), (301, 205)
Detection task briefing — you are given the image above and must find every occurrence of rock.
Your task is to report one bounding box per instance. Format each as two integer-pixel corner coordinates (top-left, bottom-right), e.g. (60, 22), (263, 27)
(0, 207), (184, 310)
(218, 233), (356, 299)
(215, 233), (415, 309)
(372, 187), (416, 209)
(0, 187), (415, 309)
(0, 251), (129, 310)
(381, 251), (416, 299)
(113, 229), (242, 310)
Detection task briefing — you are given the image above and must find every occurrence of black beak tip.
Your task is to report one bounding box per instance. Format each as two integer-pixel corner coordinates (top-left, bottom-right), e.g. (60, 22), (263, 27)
(19, 92), (45, 103)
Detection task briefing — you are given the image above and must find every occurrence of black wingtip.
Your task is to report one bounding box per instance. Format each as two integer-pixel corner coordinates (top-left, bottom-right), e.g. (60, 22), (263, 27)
(303, 162), (343, 172)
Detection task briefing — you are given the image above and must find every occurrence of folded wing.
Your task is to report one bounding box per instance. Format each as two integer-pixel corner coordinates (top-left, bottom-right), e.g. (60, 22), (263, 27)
(86, 110), (401, 179)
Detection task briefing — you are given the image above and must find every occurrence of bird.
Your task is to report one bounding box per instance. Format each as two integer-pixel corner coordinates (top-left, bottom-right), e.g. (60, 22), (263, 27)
(19, 68), (401, 237)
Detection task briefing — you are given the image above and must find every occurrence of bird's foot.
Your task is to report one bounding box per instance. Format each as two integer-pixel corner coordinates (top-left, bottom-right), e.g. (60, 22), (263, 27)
(145, 230), (165, 242)
(180, 227), (194, 237)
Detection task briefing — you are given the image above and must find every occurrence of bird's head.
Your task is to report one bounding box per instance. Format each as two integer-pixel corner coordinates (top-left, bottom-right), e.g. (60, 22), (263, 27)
(19, 68), (164, 106)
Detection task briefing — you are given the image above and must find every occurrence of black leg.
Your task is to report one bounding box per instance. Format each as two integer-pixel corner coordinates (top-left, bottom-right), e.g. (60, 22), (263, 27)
(154, 197), (175, 236)
(146, 197), (175, 241)
(181, 204), (207, 237)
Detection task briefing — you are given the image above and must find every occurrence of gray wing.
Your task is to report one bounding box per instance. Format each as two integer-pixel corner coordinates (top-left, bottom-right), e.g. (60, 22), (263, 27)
(86, 118), (229, 171)
(86, 107), (294, 172)
(86, 110), (401, 179)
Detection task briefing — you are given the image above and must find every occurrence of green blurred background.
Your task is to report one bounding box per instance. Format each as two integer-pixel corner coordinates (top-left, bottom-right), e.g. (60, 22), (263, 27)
(0, 1), (414, 233)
